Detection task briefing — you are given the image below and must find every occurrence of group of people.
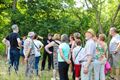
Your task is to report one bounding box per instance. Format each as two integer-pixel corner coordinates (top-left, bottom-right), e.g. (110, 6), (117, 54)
(2, 24), (120, 80)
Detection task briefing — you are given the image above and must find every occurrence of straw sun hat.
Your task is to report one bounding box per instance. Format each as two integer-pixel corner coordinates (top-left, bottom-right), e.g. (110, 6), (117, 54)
(87, 28), (95, 36)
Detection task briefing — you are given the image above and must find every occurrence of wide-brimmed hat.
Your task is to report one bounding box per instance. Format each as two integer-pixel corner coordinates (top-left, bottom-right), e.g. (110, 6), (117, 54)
(87, 28), (95, 36)
(28, 32), (35, 37)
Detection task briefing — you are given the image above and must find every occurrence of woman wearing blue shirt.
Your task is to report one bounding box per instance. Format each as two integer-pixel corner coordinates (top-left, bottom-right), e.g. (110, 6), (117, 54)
(58, 34), (71, 80)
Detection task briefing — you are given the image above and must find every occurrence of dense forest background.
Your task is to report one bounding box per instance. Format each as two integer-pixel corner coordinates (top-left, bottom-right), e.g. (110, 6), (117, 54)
(0, 0), (120, 55)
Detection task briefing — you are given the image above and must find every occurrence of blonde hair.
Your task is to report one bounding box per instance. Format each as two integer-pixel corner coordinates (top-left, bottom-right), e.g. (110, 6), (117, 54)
(53, 34), (61, 40)
(99, 34), (106, 41)
(73, 32), (80, 39)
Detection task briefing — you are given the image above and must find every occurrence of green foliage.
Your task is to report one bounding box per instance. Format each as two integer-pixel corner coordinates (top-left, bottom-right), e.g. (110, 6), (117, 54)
(0, 0), (120, 54)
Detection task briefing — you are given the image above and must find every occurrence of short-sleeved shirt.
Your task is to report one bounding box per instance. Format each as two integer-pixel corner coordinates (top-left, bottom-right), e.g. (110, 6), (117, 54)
(83, 39), (96, 61)
(33, 39), (43, 57)
(73, 46), (84, 64)
(24, 38), (34, 56)
(109, 34), (120, 54)
(58, 43), (70, 62)
(6, 33), (20, 49)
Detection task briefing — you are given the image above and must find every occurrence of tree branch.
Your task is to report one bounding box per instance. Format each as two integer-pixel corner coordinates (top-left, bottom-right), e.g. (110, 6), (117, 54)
(12, 0), (17, 11)
(85, 0), (89, 9)
(110, 3), (120, 27)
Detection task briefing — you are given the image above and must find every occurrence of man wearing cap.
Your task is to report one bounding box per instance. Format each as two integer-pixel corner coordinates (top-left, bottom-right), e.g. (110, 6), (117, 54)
(80, 28), (96, 80)
(3, 24), (21, 75)
(109, 27), (120, 80)
(24, 32), (35, 77)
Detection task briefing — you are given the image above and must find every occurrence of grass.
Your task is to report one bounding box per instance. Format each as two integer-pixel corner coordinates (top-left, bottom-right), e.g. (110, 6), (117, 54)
(0, 57), (73, 80)
(0, 56), (115, 80)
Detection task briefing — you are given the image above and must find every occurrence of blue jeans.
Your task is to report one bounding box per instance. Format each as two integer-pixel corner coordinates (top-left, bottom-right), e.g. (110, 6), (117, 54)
(81, 62), (93, 80)
(9, 48), (20, 71)
(93, 60), (105, 80)
(35, 56), (40, 75)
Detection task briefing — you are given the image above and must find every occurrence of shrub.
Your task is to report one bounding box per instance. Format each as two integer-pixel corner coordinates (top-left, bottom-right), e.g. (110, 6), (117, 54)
(0, 43), (5, 56)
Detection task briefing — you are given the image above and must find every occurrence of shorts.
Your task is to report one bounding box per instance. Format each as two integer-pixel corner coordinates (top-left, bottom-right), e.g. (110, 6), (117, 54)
(112, 54), (120, 68)
(74, 64), (81, 77)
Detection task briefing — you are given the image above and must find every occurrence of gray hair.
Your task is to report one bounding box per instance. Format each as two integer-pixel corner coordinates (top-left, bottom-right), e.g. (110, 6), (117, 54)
(110, 27), (117, 33)
(12, 24), (18, 31)
(61, 34), (69, 43)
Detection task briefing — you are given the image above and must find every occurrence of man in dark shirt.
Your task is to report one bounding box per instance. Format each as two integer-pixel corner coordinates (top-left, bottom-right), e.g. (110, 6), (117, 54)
(4, 24), (21, 75)
(41, 33), (53, 71)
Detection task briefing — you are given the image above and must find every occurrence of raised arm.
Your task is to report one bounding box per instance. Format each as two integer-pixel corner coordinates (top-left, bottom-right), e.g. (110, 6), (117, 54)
(45, 41), (54, 54)
(38, 36), (43, 40)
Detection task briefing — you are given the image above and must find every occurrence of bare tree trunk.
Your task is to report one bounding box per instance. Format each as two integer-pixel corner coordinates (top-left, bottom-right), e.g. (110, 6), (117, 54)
(96, 0), (103, 34)
(110, 3), (120, 27)
(13, 0), (17, 11)
(88, 0), (103, 33)
(96, 11), (103, 33)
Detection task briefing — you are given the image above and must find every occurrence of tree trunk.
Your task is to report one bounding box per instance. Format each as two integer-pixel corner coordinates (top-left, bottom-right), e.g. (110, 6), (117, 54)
(110, 3), (120, 27)
(12, 0), (17, 11)
(96, 11), (103, 33)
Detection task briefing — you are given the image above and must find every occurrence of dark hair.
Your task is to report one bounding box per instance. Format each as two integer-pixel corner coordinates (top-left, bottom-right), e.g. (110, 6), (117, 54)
(70, 34), (75, 40)
(34, 33), (38, 39)
(76, 39), (81, 46)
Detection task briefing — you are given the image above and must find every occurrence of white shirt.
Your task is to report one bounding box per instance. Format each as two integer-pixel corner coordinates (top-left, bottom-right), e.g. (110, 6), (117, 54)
(33, 39), (43, 57)
(109, 34), (120, 54)
(73, 46), (84, 64)
(83, 39), (96, 61)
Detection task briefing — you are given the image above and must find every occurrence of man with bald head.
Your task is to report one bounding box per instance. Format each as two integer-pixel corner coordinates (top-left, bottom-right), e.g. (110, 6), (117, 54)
(109, 27), (120, 80)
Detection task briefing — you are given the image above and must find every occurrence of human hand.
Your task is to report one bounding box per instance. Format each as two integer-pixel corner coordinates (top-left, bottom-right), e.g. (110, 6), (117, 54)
(83, 67), (88, 74)
(66, 60), (71, 64)
(48, 51), (52, 54)
(113, 51), (118, 54)
(24, 57), (28, 63)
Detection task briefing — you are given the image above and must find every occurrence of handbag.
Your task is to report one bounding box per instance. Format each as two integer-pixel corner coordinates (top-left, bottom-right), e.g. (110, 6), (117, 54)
(104, 61), (111, 74)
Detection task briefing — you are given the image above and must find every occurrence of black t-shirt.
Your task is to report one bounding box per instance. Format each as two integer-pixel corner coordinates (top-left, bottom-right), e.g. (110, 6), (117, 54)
(43, 38), (53, 52)
(6, 33), (20, 49)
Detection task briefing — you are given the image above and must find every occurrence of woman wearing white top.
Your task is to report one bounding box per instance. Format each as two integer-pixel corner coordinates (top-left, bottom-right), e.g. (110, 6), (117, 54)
(33, 34), (44, 76)
(73, 39), (84, 80)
